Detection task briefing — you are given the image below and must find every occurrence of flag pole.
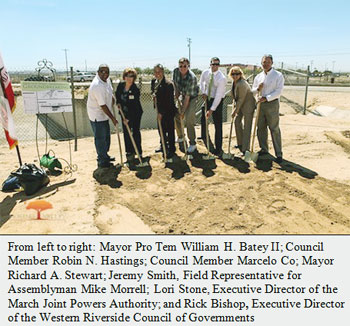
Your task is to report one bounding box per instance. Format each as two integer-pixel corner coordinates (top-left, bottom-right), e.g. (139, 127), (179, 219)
(15, 145), (22, 166)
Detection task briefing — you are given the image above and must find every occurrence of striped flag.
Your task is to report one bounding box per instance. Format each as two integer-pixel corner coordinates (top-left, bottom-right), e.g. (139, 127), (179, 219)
(0, 51), (18, 149)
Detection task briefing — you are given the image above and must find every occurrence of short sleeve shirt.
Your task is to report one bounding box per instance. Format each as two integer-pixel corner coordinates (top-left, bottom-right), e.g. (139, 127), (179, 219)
(172, 68), (199, 98)
(87, 76), (114, 121)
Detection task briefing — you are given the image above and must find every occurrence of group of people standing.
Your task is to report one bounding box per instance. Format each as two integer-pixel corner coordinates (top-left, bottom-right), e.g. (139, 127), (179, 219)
(87, 54), (284, 168)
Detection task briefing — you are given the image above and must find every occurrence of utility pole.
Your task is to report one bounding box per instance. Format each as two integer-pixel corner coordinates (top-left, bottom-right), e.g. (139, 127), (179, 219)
(85, 59), (87, 72)
(62, 48), (69, 76)
(332, 60), (335, 72)
(303, 65), (310, 115)
(187, 37), (192, 64)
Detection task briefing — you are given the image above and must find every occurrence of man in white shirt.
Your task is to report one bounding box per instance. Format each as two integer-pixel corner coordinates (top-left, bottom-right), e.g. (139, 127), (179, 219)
(199, 57), (227, 156)
(87, 64), (118, 168)
(252, 55), (284, 163)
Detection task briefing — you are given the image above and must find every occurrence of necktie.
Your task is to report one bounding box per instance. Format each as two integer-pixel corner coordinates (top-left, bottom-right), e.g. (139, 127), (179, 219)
(207, 73), (214, 100)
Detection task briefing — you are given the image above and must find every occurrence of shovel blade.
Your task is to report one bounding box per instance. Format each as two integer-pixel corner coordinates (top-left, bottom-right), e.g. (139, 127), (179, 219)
(136, 164), (149, 168)
(136, 161), (150, 168)
(203, 154), (215, 160)
(250, 151), (259, 163)
(244, 150), (258, 163)
(222, 153), (233, 160)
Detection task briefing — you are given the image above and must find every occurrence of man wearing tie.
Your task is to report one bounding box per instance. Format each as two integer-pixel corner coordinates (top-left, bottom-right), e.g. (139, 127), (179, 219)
(199, 57), (227, 157)
(252, 54), (284, 163)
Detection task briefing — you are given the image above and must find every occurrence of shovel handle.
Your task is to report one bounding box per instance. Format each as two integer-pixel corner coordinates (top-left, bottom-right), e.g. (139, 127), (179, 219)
(176, 98), (188, 155)
(117, 104), (143, 165)
(115, 125), (123, 165)
(180, 115), (188, 154)
(205, 101), (210, 155)
(155, 102), (167, 162)
(227, 117), (234, 155)
(250, 100), (261, 153)
(227, 97), (236, 155)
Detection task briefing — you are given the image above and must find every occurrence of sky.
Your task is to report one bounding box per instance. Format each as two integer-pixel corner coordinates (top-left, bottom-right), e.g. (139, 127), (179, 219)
(1, 0), (350, 72)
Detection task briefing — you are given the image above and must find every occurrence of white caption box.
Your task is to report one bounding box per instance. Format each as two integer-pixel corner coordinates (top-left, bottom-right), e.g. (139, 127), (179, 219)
(1, 235), (349, 325)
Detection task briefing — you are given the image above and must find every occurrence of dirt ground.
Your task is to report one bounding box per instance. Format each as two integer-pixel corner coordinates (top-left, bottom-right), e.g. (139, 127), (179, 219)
(0, 92), (349, 235)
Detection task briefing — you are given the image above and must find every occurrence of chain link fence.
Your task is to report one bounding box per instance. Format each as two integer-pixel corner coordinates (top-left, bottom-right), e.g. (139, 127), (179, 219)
(3, 62), (348, 146)
(3, 69), (234, 146)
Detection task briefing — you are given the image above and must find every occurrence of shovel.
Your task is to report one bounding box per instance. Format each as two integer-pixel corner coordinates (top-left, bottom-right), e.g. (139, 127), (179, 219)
(154, 98), (173, 164)
(117, 104), (149, 168)
(176, 99), (192, 160)
(115, 123), (124, 167)
(222, 100), (236, 160)
(203, 101), (215, 160)
(244, 100), (261, 163)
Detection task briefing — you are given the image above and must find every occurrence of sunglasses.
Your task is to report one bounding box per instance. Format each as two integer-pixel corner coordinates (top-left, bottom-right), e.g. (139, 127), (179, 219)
(179, 65), (188, 68)
(231, 73), (241, 76)
(211, 63), (220, 66)
(99, 70), (109, 74)
(126, 74), (135, 78)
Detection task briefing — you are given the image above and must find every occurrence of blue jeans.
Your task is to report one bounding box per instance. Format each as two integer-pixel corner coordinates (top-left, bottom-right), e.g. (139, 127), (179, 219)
(90, 120), (111, 166)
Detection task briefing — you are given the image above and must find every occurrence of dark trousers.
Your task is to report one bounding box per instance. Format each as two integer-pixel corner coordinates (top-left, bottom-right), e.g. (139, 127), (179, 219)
(122, 112), (143, 156)
(90, 120), (111, 166)
(158, 115), (175, 154)
(201, 98), (223, 151)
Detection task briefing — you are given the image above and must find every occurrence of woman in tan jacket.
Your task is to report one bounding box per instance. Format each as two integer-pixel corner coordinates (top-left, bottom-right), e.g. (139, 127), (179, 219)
(229, 66), (256, 155)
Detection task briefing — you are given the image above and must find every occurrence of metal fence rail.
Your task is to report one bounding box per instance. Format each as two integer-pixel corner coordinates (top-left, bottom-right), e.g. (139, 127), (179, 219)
(4, 61), (346, 146)
(4, 77), (234, 145)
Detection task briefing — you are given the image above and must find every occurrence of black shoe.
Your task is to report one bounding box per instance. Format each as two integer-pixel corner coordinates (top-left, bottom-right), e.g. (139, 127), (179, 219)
(179, 142), (186, 153)
(213, 149), (223, 158)
(126, 153), (135, 162)
(98, 162), (113, 168)
(234, 145), (242, 151)
(167, 152), (175, 159)
(108, 156), (115, 162)
(276, 156), (283, 163)
(154, 147), (163, 153)
(258, 149), (268, 156)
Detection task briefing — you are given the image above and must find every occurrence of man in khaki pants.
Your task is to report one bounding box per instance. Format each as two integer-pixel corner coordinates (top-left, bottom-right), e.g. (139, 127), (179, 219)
(252, 54), (284, 163)
(172, 57), (199, 153)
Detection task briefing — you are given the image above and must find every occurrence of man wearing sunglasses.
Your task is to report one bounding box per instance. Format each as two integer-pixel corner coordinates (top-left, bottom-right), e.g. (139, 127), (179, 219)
(199, 57), (227, 157)
(252, 54), (284, 163)
(87, 64), (118, 168)
(172, 57), (199, 153)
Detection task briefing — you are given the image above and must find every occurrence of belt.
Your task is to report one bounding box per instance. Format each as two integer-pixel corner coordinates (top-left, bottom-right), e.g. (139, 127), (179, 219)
(264, 98), (279, 103)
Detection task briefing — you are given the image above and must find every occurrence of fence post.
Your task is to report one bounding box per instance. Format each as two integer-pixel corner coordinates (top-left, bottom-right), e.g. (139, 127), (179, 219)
(70, 66), (78, 151)
(303, 65), (310, 115)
